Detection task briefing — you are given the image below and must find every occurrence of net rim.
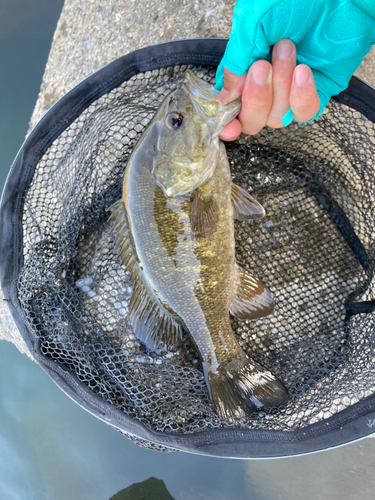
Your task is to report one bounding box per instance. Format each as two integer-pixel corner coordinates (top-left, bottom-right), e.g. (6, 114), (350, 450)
(1, 38), (375, 458)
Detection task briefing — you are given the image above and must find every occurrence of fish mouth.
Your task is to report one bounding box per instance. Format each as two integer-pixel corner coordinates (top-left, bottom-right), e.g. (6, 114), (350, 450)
(213, 99), (241, 138)
(184, 69), (219, 100)
(223, 97), (242, 120)
(184, 69), (241, 134)
(184, 69), (241, 113)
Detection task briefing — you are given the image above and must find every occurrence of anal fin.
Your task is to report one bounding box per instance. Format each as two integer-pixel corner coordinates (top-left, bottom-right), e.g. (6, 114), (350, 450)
(129, 280), (184, 353)
(230, 265), (274, 320)
(231, 183), (265, 220)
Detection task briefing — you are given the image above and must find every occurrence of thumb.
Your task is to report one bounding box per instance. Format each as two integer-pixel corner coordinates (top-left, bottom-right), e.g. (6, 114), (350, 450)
(217, 67), (246, 104)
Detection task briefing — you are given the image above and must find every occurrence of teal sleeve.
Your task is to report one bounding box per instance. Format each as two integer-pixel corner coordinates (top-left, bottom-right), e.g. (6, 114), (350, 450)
(352, 0), (375, 21)
(216, 0), (375, 121)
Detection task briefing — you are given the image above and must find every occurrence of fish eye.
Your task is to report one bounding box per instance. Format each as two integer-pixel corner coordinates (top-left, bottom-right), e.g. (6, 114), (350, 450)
(165, 112), (184, 130)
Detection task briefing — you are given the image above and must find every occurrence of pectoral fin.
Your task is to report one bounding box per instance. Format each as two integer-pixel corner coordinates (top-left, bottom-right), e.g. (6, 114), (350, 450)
(231, 183), (265, 220)
(191, 190), (219, 239)
(230, 265), (274, 320)
(109, 199), (183, 352)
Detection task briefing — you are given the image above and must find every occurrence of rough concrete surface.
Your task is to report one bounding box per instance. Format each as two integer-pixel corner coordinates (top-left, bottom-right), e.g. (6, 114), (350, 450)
(1, 0), (375, 359)
(29, 0), (236, 129)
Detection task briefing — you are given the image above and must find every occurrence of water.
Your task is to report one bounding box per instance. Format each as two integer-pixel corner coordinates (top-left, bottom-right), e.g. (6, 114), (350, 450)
(1, 2), (375, 499)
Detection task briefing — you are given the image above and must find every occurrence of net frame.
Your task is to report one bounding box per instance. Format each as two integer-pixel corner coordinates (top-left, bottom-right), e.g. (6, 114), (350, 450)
(1, 38), (375, 458)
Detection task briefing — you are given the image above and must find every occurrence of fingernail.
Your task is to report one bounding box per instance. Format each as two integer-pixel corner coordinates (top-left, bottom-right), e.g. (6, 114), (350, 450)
(276, 40), (293, 60)
(218, 88), (230, 103)
(251, 64), (270, 85)
(295, 65), (309, 86)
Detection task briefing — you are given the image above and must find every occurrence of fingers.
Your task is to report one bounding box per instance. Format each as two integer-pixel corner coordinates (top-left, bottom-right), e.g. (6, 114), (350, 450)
(217, 68), (246, 103)
(218, 40), (322, 140)
(219, 118), (243, 142)
(267, 39), (296, 128)
(290, 65), (321, 122)
(219, 61), (274, 138)
(218, 68), (246, 141)
(267, 40), (320, 126)
(239, 60), (273, 135)
(234, 60), (320, 132)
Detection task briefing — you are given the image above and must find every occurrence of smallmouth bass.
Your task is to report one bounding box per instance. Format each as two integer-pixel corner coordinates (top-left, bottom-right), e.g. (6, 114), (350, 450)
(110, 70), (288, 419)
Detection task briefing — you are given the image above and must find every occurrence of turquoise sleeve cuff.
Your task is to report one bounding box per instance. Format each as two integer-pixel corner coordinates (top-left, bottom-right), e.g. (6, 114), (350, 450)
(281, 107), (321, 127)
(215, 0), (283, 91)
(281, 108), (294, 127)
(282, 88), (326, 126)
(215, 59), (225, 91)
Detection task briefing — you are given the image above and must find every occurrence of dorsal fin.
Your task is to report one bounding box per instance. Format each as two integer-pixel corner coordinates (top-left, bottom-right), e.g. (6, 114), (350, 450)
(191, 188), (219, 239)
(108, 199), (184, 352)
(230, 264), (274, 320)
(231, 183), (265, 220)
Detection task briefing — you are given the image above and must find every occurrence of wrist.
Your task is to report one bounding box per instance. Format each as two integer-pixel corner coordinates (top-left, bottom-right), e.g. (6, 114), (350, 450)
(351, 0), (375, 21)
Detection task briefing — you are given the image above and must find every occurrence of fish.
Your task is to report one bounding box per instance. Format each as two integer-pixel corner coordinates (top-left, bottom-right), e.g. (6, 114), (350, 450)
(109, 69), (288, 419)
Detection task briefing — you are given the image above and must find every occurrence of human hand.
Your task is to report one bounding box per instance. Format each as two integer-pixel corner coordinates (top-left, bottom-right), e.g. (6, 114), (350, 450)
(218, 39), (320, 140)
(216, 0), (375, 140)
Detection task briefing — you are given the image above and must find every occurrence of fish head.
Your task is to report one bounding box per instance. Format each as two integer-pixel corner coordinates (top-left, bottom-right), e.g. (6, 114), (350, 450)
(152, 69), (241, 197)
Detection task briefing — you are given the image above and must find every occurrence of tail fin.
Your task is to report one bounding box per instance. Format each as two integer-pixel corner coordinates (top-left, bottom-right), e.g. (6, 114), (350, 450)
(207, 357), (288, 420)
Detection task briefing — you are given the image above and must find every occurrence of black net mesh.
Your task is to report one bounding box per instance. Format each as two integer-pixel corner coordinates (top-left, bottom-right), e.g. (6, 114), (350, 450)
(17, 64), (375, 450)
